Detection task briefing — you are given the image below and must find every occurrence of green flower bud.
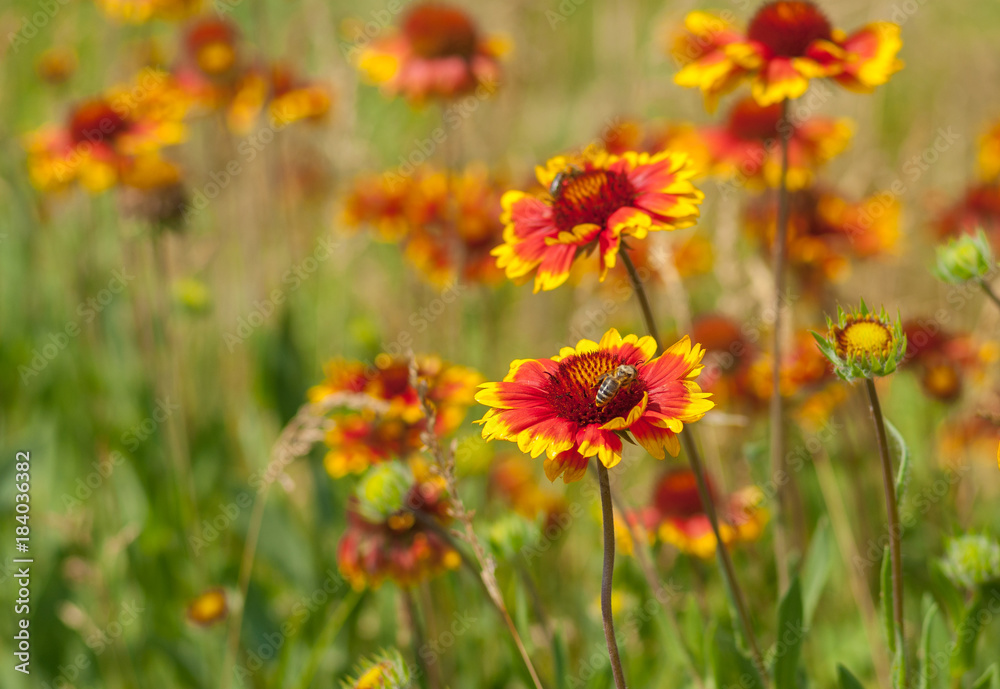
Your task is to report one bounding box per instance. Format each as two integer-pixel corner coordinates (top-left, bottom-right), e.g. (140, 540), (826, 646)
(934, 229), (995, 284)
(342, 648), (410, 689)
(811, 299), (907, 383)
(940, 533), (1000, 591)
(355, 463), (413, 521)
(487, 512), (541, 561)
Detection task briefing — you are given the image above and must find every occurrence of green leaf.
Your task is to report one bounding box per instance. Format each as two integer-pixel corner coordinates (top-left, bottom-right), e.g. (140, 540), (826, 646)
(774, 577), (805, 689)
(950, 583), (1000, 678)
(918, 597), (949, 689)
(884, 417), (911, 503)
(928, 562), (965, 625)
(971, 664), (999, 689)
(709, 623), (765, 689)
(801, 519), (834, 627)
(837, 664), (866, 689)
(881, 546), (897, 654)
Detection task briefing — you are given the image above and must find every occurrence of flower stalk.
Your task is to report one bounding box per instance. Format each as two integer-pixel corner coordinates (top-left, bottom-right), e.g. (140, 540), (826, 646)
(597, 463), (628, 689)
(865, 378), (906, 654)
(770, 99), (792, 594)
(620, 248), (767, 682)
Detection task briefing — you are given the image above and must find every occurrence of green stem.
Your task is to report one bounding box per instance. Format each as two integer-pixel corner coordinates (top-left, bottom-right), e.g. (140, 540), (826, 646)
(864, 379), (906, 661)
(979, 279), (1000, 312)
(597, 463), (628, 689)
(620, 248), (767, 683)
(770, 99), (793, 594)
(293, 590), (363, 689)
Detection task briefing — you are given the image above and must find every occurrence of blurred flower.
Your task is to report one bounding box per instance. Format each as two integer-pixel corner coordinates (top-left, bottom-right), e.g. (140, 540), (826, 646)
(495, 148), (704, 292)
(36, 48), (77, 85)
(747, 329), (833, 400)
(633, 469), (767, 559)
(490, 453), (568, 527)
(356, 2), (506, 103)
(933, 229), (996, 285)
(337, 473), (461, 589)
(940, 534), (1000, 591)
(936, 184), (1000, 247)
(693, 96), (851, 189)
(309, 354), (482, 478)
(117, 154), (188, 228)
(903, 321), (983, 403)
(268, 63), (332, 126)
(23, 70), (188, 193)
(186, 588), (227, 626)
(744, 186), (900, 286)
(94, 0), (201, 23)
(691, 313), (755, 408)
(343, 165), (507, 286)
(172, 276), (212, 313)
(813, 300), (906, 382)
(938, 413), (1000, 470)
(674, 1), (903, 110)
(487, 512), (542, 561)
(342, 649), (411, 689)
(978, 120), (1000, 183)
(476, 329), (713, 483)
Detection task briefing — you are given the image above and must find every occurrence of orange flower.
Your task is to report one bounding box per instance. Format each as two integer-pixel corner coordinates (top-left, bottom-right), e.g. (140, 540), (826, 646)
(476, 329), (713, 483)
(343, 165), (507, 286)
(24, 70), (188, 193)
(694, 96), (851, 189)
(746, 330), (833, 401)
(634, 469), (767, 559)
(309, 355), (482, 478)
(674, 1), (903, 109)
(356, 3), (505, 103)
(36, 48), (77, 85)
(978, 120), (1000, 182)
(186, 588), (228, 626)
(744, 186), (900, 285)
(495, 149), (703, 292)
(268, 63), (332, 126)
(903, 322), (984, 403)
(337, 478), (461, 589)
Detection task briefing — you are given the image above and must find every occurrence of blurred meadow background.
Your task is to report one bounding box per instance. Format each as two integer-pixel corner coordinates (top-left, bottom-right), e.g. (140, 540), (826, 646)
(2, 0), (1000, 687)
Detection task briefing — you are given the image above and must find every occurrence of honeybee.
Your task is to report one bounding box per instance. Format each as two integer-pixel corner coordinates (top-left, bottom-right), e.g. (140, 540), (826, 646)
(594, 364), (638, 408)
(548, 165), (582, 198)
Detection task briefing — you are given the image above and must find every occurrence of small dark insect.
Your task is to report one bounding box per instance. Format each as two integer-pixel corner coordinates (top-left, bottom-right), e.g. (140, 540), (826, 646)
(548, 165), (582, 198)
(594, 364), (638, 408)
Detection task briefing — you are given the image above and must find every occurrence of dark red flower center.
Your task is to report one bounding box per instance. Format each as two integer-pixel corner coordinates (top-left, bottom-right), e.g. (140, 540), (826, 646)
(543, 350), (646, 426)
(747, 1), (832, 58)
(552, 169), (637, 234)
(727, 98), (785, 140)
(68, 100), (128, 146)
(403, 4), (478, 59)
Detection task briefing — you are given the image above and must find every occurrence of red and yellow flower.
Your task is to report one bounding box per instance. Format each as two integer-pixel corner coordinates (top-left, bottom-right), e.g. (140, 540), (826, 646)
(674, 1), (903, 109)
(337, 477), (461, 589)
(356, 2), (506, 103)
(24, 69), (188, 193)
(309, 354), (482, 478)
(490, 454), (568, 527)
(495, 149), (704, 292)
(268, 63), (332, 126)
(692, 96), (851, 189)
(476, 329), (713, 483)
(936, 184), (1000, 248)
(633, 469), (767, 559)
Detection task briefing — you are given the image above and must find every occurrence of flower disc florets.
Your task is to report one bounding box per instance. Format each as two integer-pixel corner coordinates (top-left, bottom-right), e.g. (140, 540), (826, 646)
(812, 299), (906, 381)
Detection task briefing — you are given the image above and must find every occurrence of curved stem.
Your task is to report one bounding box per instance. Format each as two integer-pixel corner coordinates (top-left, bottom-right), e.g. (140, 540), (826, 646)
(864, 379), (905, 653)
(770, 99), (793, 594)
(979, 279), (1000, 312)
(620, 248), (766, 683)
(597, 463), (628, 689)
(680, 432), (767, 682)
